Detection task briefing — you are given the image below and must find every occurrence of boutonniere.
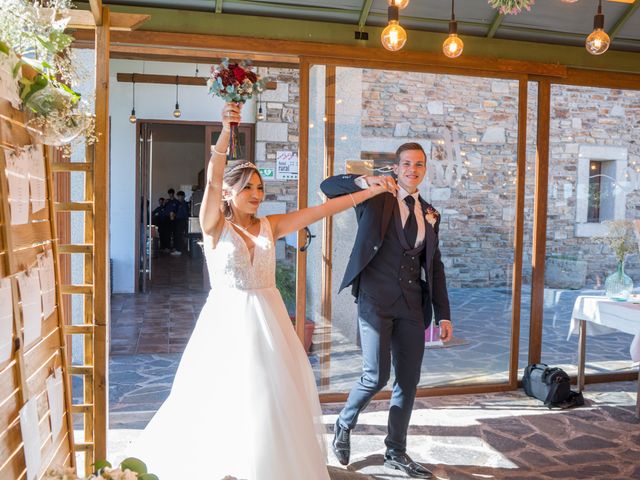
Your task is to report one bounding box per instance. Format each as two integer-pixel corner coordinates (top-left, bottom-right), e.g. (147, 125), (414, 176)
(425, 207), (439, 227)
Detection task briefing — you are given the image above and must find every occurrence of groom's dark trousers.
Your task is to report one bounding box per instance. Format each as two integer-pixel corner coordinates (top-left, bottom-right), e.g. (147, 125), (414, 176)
(342, 292), (425, 451)
(321, 173), (450, 454)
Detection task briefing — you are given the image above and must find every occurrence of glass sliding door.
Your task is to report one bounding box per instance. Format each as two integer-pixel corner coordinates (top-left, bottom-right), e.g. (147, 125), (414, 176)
(541, 83), (640, 377)
(304, 63), (528, 395)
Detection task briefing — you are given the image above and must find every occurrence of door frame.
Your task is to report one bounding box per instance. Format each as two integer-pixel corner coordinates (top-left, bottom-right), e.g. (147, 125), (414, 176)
(133, 119), (255, 292)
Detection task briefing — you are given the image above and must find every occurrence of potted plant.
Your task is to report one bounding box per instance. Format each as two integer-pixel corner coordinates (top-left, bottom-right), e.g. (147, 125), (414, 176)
(0, 0), (96, 150)
(595, 220), (636, 301)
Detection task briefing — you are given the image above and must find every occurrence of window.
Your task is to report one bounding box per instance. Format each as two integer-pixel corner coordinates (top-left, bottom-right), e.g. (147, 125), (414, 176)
(587, 161), (601, 223)
(575, 145), (628, 237)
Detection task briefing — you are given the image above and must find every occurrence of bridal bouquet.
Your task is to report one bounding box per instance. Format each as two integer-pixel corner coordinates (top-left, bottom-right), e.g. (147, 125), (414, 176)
(207, 58), (266, 159)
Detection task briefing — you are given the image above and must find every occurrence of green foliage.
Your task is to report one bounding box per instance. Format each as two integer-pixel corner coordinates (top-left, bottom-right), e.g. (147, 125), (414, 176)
(119, 457), (148, 475)
(276, 263), (296, 315)
(91, 460), (112, 472)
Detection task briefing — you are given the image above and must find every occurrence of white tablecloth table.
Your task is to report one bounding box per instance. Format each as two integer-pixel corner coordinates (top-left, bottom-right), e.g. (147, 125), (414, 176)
(567, 295), (640, 416)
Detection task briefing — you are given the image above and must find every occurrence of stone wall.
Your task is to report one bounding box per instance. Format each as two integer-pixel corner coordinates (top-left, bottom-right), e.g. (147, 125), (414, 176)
(255, 67), (300, 216)
(264, 68), (640, 289)
(360, 70), (640, 288)
(363, 71), (523, 287)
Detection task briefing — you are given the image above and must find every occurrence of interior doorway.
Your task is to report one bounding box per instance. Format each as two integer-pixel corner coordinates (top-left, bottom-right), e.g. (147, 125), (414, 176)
(137, 121), (205, 293)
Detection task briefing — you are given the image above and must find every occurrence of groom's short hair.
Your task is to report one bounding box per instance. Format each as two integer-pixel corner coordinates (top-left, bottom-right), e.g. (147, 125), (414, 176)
(395, 143), (426, 163)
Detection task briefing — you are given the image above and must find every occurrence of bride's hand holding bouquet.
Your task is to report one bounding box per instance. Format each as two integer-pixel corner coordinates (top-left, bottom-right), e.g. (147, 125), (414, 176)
(208, 59), (265, 159)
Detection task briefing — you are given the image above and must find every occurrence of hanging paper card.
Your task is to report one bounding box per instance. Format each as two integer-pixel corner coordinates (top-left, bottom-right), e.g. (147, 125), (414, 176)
(46, 367), (65, 440)
(5, 149), (30, 225)
(28, 145), (47, 213)
(19, 398), (42, 480)
(0, 278), (14, 364)
(37, 249), (56, 318)
(17, 269), (43, 348)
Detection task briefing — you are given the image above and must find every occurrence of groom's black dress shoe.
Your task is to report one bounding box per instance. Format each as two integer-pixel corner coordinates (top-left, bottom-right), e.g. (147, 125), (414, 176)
(384, 451), (433, 479)
(332, 420), (351, 466)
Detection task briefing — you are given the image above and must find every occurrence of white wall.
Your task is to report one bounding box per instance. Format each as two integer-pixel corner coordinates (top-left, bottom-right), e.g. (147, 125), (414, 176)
(109, 59), (256, 292)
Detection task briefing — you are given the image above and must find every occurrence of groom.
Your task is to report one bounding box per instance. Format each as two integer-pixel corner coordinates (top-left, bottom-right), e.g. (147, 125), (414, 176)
(320, 142), (452, 479)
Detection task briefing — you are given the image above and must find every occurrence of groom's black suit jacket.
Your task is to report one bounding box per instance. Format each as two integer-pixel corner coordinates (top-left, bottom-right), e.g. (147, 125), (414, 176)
(320, 174), (451, 327)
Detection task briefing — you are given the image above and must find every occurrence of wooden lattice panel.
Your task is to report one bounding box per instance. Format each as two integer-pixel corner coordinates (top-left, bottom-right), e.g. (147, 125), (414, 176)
(0, 96), (75, 479)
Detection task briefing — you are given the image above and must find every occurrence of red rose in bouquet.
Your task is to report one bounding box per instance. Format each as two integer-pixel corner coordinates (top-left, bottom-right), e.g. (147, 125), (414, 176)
(207, 58), (266, 159)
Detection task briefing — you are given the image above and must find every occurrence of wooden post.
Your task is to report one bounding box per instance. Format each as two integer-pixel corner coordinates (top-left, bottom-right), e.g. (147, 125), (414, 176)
(295, 60), (310, 344)
(528, 79), (551, 366)
(509, 77), (528, 387)
(320, 65), (336, 388)
(93, 6), (111, 462)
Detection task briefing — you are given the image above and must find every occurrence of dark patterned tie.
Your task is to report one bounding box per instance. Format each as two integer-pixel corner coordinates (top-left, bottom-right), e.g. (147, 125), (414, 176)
(403, 195), (418, 247)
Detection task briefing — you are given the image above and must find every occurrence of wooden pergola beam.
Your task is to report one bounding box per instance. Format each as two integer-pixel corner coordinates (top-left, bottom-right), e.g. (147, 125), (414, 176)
(68, 9), (150, 31)
(116, 72), (277, 90)
(358, 0), (374, 31)
(609, 1), (640, 41)
(487, 12), (504, 38)
(89, 0), (103, 26)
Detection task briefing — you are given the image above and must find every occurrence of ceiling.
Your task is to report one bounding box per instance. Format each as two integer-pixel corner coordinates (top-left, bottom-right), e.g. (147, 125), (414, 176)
(101, 0), (640, 52)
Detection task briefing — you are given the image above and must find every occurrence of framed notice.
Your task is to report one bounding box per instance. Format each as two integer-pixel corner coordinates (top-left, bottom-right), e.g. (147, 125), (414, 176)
(276, 151), (298, 181)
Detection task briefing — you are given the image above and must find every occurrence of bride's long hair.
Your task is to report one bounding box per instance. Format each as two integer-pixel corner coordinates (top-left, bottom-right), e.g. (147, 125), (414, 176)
(222, 164), (264, 219)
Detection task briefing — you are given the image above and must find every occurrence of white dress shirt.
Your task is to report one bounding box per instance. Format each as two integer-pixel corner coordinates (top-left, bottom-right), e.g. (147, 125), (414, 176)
(355, 176), (425, 248)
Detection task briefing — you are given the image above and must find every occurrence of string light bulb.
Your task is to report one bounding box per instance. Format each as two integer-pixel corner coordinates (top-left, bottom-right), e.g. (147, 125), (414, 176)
(256, 94), (265, 121)
(585, 0), (610, 55)
(443, 0), (463, 58)
(173, 75), (182, 118)
(387, 0), (410, 9)
(381, 5), (407, 52)
(129, 74), (137, 123)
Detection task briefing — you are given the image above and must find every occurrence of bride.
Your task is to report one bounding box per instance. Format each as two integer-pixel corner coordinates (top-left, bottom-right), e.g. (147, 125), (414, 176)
(129, 102), (394, 479)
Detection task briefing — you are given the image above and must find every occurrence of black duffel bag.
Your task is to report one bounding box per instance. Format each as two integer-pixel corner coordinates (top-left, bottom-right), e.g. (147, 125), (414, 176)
(522, 363), (584, 409)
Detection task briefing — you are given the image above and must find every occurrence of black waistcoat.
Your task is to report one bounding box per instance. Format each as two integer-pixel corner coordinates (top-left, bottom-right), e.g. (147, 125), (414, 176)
(359, 203), (424, 311)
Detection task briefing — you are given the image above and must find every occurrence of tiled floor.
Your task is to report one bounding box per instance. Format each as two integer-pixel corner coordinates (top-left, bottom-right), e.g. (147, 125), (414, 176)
(107, 374), (640, 479)
(110, 253), (207, 355)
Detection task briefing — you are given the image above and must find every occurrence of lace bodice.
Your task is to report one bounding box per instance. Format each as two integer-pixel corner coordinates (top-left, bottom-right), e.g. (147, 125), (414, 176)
(204, 217), (276, 290)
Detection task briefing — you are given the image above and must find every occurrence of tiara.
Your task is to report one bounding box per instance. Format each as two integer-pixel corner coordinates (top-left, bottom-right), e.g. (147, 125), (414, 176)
(227, 162), (258, 173)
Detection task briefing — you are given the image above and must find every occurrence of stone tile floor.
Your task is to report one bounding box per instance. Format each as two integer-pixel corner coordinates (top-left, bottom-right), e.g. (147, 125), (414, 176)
(107, 376), (640, 479)
(110, 254), (638, 391)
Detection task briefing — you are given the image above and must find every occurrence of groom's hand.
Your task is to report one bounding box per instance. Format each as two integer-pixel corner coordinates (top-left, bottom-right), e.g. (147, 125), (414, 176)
(364, 175), (398, 196)
(439, 320), (453, 342)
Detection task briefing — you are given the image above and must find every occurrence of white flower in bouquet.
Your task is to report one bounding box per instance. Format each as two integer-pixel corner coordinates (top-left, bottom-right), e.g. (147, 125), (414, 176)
(43, 466), (78, 480)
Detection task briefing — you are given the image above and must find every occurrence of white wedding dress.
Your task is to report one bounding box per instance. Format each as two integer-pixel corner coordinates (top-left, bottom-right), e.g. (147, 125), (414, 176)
(130, 217), (329, 480)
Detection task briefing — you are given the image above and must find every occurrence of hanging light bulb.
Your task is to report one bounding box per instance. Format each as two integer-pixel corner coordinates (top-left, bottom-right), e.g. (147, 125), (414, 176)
(585, 0), (610, 55)
(387, 0), (410, 9)
(443, 0), (463, 58)
(381, 5), (407, 52)
(173, 75), (182, 118)
(256, 94), (265, 121)
(129, 74), (137, 123)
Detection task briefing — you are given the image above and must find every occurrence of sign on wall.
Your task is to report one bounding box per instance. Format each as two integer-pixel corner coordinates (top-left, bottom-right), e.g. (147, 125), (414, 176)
(276, 150), (298, 180)
(258, 167), (275, 180)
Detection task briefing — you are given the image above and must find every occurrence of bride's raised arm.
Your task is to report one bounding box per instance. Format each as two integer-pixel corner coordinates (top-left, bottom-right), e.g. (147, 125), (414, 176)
(268, 178), (397, 240)
(199, 103), (242, 237)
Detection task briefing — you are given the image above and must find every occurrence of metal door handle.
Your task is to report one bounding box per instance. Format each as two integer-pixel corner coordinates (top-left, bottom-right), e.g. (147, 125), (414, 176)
(300, 227), (316, 252)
